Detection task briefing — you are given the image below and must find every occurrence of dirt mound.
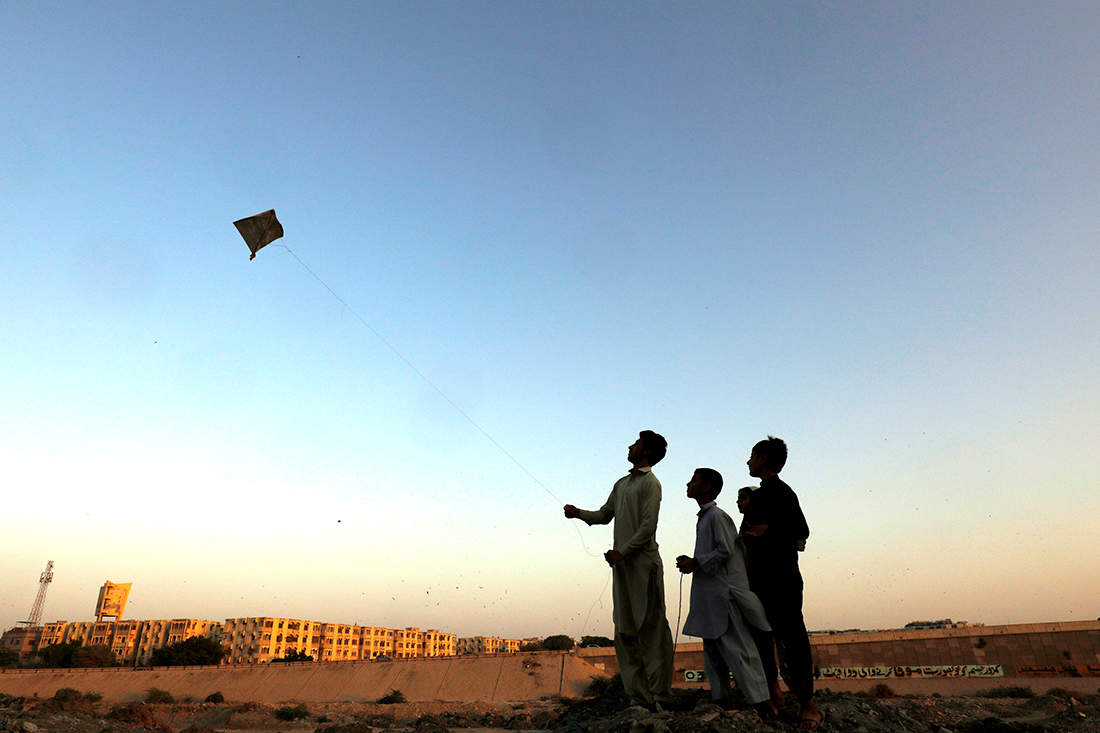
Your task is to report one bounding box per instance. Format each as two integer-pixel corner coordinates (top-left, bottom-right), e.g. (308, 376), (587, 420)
(0, 686), (1097, 732)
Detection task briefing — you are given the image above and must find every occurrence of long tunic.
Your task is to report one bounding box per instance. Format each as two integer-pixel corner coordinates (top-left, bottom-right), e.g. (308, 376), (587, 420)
(576, 467), (665, 636)
(682, 501), (771, 638)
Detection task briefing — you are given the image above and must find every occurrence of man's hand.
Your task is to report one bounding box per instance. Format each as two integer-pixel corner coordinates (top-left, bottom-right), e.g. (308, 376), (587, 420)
(742, 523), (768, 537)
(675, 555), (696, 574)
(563, 504), (580, 519)
(604, 549), (623, 566)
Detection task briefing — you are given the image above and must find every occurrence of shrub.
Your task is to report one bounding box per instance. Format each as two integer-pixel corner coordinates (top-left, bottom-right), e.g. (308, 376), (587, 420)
(83, 692), (102, 702)
(149, 636), (225, 667)
(204, 692), (225, 703)
(583, 674), (623, 698)
(274, 704), (310, 720)
(868, 683), (895, 699)
(53, 688), (82, 703)
(145, 688), (175, 703)
(973, 686), (1035, 698)
(377, 689), (406, 704)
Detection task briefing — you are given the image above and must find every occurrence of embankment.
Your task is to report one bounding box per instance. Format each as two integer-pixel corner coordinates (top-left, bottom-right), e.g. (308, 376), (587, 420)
(0, 651), (601, 704)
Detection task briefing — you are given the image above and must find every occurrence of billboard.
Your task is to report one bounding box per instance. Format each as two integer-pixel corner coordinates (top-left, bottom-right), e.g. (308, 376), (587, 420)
(94, 581), (131, 621)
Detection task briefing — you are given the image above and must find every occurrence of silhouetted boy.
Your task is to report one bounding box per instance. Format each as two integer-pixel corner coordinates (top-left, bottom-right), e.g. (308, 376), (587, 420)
(564, 431), (674, 710)
(742, 436), (821, 728)
(676, 468), (775, 718)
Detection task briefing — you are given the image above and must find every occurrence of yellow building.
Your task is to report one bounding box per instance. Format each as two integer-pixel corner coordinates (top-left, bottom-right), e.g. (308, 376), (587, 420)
(319, 622), (360, 662)
(220, 619), (456, 664)
(422, 628), (457, 657)
(0, 626), (41, 657)
(135, 619), (221, 665)
(358, 625), (396, 659)
(222, 617), (323, 664)
(1, 618), (221, 665)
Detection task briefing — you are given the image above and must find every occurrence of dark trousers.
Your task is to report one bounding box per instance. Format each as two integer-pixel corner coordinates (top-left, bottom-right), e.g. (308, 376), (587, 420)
(752, 583), (814, 704)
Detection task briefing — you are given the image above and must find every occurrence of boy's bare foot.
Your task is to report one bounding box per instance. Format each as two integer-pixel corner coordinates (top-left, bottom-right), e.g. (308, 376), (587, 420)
(753, 700), (779, 720)
(797, 699), (823, 729)
(768, 680), (786, 708)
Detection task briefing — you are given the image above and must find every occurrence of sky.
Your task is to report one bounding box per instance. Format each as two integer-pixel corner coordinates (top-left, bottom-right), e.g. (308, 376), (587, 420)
(2, 2), (1097, 641)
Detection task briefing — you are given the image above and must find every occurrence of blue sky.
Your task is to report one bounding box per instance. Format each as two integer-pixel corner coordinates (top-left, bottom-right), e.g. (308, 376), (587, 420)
(2, 2), (1097, 639)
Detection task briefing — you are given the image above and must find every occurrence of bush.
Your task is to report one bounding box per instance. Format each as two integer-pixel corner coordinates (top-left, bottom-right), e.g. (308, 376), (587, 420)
(273, 704), (310, 720)
(868, 683), (895, 699)
(541, 635), (575, 651)
(150, 636), (225, 667)
(377, 689), (406, 704)
(145, 688), (175, 703)
(204, 692), (225, 703)
(973, 686), (1035, 698)
(53, 688), (82, 703)
(71, 645), (116, 668)
(583, 674), (623, 698)
(83, 692), (102, 702)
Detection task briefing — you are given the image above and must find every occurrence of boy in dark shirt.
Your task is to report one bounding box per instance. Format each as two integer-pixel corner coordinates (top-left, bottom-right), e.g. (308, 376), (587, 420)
(741, 436), (820, 729)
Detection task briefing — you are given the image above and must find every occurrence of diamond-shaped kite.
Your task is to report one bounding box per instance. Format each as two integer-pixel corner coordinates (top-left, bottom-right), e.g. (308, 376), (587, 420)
(234, 209), (283, 260)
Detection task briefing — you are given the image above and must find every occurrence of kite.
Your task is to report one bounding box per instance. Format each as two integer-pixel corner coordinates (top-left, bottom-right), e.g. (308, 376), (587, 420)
(233, 209), (283, 260)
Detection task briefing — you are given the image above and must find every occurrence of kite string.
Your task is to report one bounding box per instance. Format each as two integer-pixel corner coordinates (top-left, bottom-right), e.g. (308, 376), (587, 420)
(277, 245), (601, 558)
(578, 568), (613, 640)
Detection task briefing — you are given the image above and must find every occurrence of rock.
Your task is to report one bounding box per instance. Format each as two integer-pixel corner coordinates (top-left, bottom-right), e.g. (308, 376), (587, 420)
(21, 722), (38, 733)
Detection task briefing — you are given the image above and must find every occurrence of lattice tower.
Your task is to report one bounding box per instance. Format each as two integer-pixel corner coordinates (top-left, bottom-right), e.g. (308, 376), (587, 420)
(23, 560), (54, 627)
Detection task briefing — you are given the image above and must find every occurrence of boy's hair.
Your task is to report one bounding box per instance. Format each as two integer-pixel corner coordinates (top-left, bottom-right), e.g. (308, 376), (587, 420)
(737, 486), (754, 500)
(752, 435), (788, 473)
(694, 467), (723, 497)
(639, 430), (668, 465)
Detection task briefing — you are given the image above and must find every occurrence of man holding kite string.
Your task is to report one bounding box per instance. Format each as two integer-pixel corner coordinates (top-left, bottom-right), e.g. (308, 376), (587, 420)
(564, 430), (674, 710)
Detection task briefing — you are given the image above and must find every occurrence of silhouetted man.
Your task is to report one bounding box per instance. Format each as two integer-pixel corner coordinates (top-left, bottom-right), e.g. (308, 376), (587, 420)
(741, 436), (820, 728)
(564, 430), (674, 710)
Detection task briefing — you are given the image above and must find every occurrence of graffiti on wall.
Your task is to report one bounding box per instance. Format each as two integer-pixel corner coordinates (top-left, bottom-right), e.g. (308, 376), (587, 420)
(815, 664), (1004, 680)
(684, 664), (1004, 684)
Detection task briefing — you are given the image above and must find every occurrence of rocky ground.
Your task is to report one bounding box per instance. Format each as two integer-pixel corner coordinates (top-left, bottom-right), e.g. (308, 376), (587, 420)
(1, 681), (1097, 732)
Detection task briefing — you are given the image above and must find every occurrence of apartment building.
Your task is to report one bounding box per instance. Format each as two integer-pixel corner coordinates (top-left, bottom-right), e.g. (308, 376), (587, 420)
(422, 628), (457, 657)
(135, 619), (221, 665)
(457, 635), (527, 655)
(5, 616), (463, 666)
(220, 619), (457, 664)
(0, 626), (40, 657)
(319, 622), (359, 662)
(221, 617), (324, 664)
(359, 625), (395, 659)
(0, 618), (222, 665)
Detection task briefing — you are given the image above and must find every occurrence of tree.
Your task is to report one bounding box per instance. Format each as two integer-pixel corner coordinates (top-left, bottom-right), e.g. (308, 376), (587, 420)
(40, 642), (81, 668)
(579, 635), (614, 648)
(150, 636), (225, 666)
(72, 644), (116, 667)
(272, 650), (313, 662)
(0, 648), (19, 667)
(541, 635), (575, 651)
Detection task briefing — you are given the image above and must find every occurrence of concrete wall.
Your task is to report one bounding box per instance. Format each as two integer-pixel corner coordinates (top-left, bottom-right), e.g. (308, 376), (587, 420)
(577, 620), (1100, 685)
(0, 650), (601, 705)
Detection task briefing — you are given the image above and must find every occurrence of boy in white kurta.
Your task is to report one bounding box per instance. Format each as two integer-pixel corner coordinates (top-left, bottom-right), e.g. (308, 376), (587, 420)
(676, 468), (774, 714)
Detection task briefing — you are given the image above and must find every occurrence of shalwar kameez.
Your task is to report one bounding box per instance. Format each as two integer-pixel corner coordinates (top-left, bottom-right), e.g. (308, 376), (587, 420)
(682, 501), (772, 705)
(576, 467), (674, 707)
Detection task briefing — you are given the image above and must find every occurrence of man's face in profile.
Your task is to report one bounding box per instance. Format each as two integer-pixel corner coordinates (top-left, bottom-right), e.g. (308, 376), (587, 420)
(736, 490), (752, 514)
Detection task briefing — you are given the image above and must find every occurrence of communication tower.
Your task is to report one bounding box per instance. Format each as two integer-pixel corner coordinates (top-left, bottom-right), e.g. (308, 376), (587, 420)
(20, 560), (54, 627)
